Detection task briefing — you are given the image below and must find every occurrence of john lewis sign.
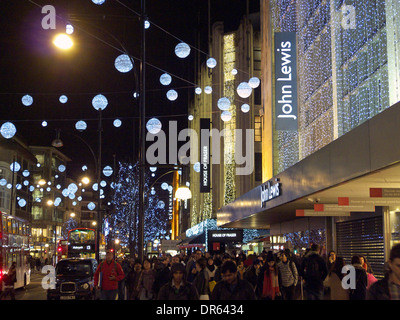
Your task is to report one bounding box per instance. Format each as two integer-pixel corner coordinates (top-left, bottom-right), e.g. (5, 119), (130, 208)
(274, 32), (298, 131)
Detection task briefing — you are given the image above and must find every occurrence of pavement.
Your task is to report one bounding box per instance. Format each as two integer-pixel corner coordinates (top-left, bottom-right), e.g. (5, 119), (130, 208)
(14, 270), (47, 300)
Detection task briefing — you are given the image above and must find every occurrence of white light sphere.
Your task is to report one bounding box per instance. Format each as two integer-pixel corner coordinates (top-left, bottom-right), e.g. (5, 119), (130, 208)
(66, 24), (74, 35)
(92, 94), (108, 111)
(241, 103), (250, 113)
(161, 182), (168, 190)
(188, 115), (194, 121)
(75, 120), (87, 131)
(82, 165), (88, 171)
(29, 186), (34, 192)
(115, 54), (133, 73)
(18, 199), (26, 207)
(54, 197), (62, 206)
(166, 89), (178, 101)
(195, 87), (202, 95)
(150, 167), (157, 172)
(0, 179), (7, 186)
(22, 170), (30, 177)
(144, 20), (150, 29)
(221, 110), (232, 122)
(207, 58), (217, 68)
(88, 202), (96, 210)
(113, 119), (122, 128)
(6, 184), (12, 189)
(186, 182), (190, 187)
(58, 165), (66, 172)
(231, 69), (238, 75)
(217, 97), (230, 111)
(175, 42), (191, 58)
(157, 201), (165, 209)
(92, 0), (105, 5)
(92, 183), (98, 191)
(237, 82), (252, 98)
(68, 193), (75, 200)
(22, 95), (33, 106)
(193, 162), (200, 173)
(23, 180), (29, 186)
(10, 162), (21, 172)
(42, 121), (47, 127)
(204, 86), (212, 94)
(62, 189), (70, 197)
(100, 180), (107, 187)
(103, 166), (113, 177)
(248, 77), (260, 88)
(56, 184), (61, 190)
(68, 183), (78, 194)
(1, 122), (17, 139)
(151, 188), (156, 195)
(160, 73), (172, 86)
(59, 95), (68, 103)
(146, 118), (162, 134)
(168, 185), (173, 192)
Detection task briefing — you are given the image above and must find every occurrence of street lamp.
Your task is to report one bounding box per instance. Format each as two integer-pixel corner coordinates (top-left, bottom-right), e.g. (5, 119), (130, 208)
(53, 33), (73, 50)
(46, 198), (57, 265)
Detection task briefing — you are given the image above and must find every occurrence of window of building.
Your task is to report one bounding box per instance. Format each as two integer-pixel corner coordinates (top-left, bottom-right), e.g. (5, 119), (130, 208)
(254, 116), (262, 142)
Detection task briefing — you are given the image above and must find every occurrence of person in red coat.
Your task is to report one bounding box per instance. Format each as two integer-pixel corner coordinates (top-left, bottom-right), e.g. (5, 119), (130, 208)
(94, 250), (125, 300)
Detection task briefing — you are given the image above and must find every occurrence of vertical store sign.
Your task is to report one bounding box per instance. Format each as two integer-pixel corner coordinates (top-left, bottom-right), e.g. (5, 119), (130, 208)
(274, 32), (298, 131)
(200, 118), (211, 193)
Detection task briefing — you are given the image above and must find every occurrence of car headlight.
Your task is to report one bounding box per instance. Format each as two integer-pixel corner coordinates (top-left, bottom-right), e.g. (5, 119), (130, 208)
(81, 283), (89, 290)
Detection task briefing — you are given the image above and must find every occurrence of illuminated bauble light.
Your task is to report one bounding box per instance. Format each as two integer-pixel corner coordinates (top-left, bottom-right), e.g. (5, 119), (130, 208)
(204, 86), (212, 94)
(92, 0), (105, 5)
(92, 183), (98, 191)
(68, 183), (78, 194)
(46, 187), (51, 192)
(168, 185), (173, 192)
(22, 95), (33, 106)
(217, 97), (230, 111)
(231, 69), (238, 75)
(160, 73), (172, 86)
(22, 170), (30, 177)
(206, 58), (217, 68)
(41, 121), (48, 127)
(29, 186), (34, 192)
(62, 189), (70, 197)
(56, 184), (61, 189)
(68, 193), (75, 200)
(175, 42), (191, 58)
(75, 120), (87, 131)
(1, 179), (8, 186)
(149, 167), (157, 172)
(221, 110), (232, 122)
(237, 82), (252, 98)
(157, 201), (165, 209)
(166, 89), (178, 101)
(6, 184), (12, 189)
(115, 54), (133, 73)
(113, 119), (122, 128)
(88, 202), (96, 211)
(241, 103), (250, 113)
(82, 165), (88, 171)
(248, 77), (260, 88)
(58, 165), (66, 172)
(36, 163), (41, 167)
(92, 94), (108, 111)
(1, 122), (16, 139)
(18, 199), (26, 207)
(59, 95), (68, 103)
(78, 196), (82, 201)
(144, 20), (150, 29)
(186, 182), (190, 187)
(151, 188), (156, 195)
(16, 184), (22, 190)
(146, 118), (162, 134)
(161, 182), (168, 190)
(72, 201), (77, 206)
(193, 162), (200, 173)
(188, 115), (194, 121)
(10, 162), (21, 172)
(66, 24), (74, 35)
(23, 180), (29, 186)
(133, 92), (138, 99)
(103, 166), (113, 177)
(100, 180), (107, 187)
(195, 87), (202, 95)
(54, 197), (62, 206)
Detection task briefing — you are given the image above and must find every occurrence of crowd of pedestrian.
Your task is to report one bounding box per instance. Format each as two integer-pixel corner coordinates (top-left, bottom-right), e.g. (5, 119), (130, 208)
(93, 243), (400, 300)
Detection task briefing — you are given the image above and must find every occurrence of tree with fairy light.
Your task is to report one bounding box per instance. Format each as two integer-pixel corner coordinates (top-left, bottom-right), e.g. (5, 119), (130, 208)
(61, 218), (78, 239)
(111, 161), (168, 255)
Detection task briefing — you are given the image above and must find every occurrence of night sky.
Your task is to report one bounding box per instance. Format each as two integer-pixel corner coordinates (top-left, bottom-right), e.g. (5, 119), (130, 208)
(0, 0), (258, 182)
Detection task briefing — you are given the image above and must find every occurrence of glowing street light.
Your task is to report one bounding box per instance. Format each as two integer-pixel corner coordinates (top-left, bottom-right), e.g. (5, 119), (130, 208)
(82, 176), (90, 185)
(53, 33), (73, 50)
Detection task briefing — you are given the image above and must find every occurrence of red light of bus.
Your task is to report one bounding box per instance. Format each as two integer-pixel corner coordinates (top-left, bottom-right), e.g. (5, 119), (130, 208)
(58, 247), (62, 252)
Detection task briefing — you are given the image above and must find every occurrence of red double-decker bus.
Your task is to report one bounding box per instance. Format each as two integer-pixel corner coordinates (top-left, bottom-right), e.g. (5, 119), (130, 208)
(56, 239), (68, 263)
(0, 212), (31, 290)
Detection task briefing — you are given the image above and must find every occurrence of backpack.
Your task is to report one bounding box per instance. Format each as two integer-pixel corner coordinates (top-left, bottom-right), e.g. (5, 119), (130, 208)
(304, 255), (321, 281)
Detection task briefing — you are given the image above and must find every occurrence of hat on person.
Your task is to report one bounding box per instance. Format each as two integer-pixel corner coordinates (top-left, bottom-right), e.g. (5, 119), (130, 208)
(171, 262), (186, 274)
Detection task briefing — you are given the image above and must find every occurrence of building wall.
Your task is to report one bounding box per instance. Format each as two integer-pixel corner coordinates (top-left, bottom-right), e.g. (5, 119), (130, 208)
(264, 0), (400, 175)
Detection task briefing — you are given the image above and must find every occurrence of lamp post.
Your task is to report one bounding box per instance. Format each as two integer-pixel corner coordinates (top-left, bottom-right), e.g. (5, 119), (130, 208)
(46, 199), (57, 266)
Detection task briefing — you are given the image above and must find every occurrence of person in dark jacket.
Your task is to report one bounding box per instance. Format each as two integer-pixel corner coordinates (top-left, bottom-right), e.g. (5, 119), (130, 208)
(349, 255), (367, 300)
(299, 244), (328, 300)
(244, 259), (261, 290)
(0, 262), (17, 300)
(213, 254), (233, 283)
(153, 256), (172, 298)
(211, 260), (256, 300)
(192, 257), (210, 298)
(157, 262), (199, 300)
(368, 244), (400, 300)
(126, 261), (142, 300)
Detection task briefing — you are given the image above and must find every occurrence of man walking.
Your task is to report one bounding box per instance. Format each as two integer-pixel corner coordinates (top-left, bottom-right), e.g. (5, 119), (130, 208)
(277, 251), (298, 300)
(299, 244), (328, 300)
(94, 250), (125, 300)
